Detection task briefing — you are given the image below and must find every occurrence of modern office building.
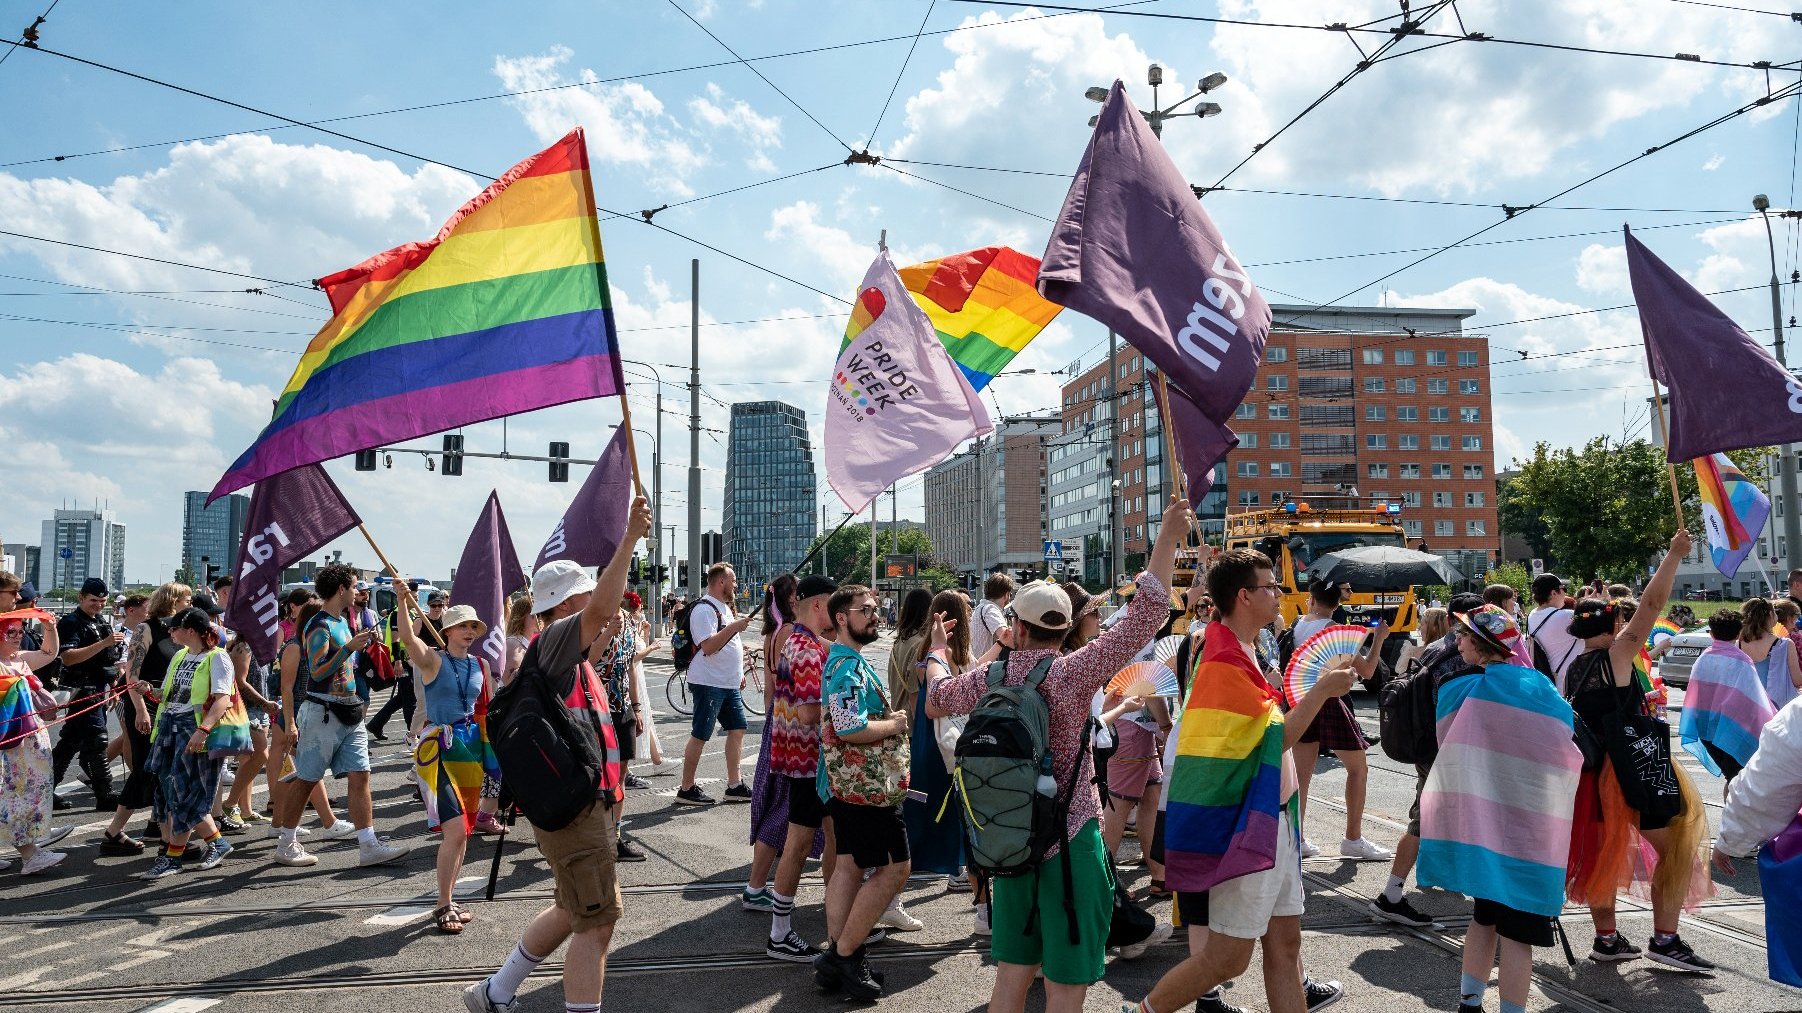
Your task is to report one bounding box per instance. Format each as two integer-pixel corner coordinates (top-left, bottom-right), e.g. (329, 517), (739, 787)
(722, 401), (817, 588)
(182, 491), (251, 585)
(923, 414), (1061, 580)
(40, 507), (126, 592)
(2, 543), (41, 588)
(1058, 304), (1496, 571)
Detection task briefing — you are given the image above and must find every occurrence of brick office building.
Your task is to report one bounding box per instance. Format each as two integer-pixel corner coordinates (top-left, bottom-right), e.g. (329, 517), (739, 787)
(1057, 304), (1498, 572)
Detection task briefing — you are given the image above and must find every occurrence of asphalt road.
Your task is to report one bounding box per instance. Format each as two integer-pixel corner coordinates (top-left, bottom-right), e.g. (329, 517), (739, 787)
(2, 638), (1797, 1013)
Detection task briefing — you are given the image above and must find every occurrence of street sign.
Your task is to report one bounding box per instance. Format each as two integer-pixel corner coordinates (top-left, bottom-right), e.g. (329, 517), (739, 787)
(59, 547), (72, 559)
(1042, 540), (1063, 562)
(1530, 558), (1543, 575)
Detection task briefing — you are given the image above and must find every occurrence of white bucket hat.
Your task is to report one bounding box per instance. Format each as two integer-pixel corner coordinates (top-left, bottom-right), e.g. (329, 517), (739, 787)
(532, 559), (596, 613)
(436, 604), (487, 637)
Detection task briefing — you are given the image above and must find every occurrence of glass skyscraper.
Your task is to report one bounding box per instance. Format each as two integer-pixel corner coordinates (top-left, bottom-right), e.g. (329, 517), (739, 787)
(723, 401), (818, 589)
(182, 491), (251, 584)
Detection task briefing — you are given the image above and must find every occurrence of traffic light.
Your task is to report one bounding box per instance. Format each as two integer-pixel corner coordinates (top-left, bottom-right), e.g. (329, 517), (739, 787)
(441, 434), (464, 476)
(549, 441), (570, 483)
(653, 564), (668, 585)
(630, 554), (643, 583)
(354, 449), (378, 471)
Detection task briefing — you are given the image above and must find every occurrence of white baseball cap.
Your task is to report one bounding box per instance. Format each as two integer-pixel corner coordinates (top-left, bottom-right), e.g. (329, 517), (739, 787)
(1011, 580), (1073, 630)
(531, 559), (596, 614)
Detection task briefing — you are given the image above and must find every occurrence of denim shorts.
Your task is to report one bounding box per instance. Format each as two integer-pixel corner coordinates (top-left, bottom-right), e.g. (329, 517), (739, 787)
(689, 684), (747, 741)
(292, 700), (371, 781)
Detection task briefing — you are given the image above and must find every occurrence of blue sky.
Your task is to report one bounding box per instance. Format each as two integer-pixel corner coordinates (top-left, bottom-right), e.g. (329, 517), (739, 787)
(1, 0), (1796, 582)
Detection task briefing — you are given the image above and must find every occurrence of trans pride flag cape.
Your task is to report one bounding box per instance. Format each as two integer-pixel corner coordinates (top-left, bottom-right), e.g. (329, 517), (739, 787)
(1680, 641), (1776, 776)
(1419, 662), (1581, 917)
(1695, 452), (1770, 580)
(1163, 622), (1289, 892)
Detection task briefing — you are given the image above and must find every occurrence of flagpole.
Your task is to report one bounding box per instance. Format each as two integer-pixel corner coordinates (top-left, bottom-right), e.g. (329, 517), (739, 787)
(1153, 372), (1203, 545)
(1647, 377), (1686, 527)
(357, 523), (445, 649)
(582, 204), (646, 500)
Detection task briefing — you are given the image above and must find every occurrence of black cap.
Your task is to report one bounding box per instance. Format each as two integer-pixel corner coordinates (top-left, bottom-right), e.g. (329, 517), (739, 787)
(796, 575), (838, 600)
(16, 582), (37, 603)
(428, 591), (449, 605)
(80, 577), (108, 598)
(169, 606), (214, 634)
(1531, 572), (1564, 602)
(1447, 592), (1485, 616)
(191, 592), (226, 617)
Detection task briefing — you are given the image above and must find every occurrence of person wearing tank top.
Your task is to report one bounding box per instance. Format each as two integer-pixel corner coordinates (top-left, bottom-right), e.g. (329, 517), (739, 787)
(1289, 581), (1392, 862)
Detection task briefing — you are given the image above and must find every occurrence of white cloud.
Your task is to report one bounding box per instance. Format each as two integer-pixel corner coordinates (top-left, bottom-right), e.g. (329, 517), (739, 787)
(1703, 153), (1726, 171)
(1575, 242), (1628, 294)
(688, 82), (783, 172)
(493, 46), (708, 196)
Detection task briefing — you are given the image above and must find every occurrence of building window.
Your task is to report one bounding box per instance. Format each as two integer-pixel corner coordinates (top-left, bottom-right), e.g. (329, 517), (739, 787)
(1368, 463), (1389, 478)
(1466, 491), (1486, 507)
(1397, 406), (1419, 421)
(1396, 378), (1417, 394)
(1431, 435), (1451, 450)
(1464, 464), (1485, 479)
(1238, 461), (1259, 477)
(1364, 377), (1385, 393)
(1267, 347), (1288, 363)
(1459, 351), (1479, 367)
(1268, 375), (1289, 391)
(1427, 350), (1448, 366)
(1403, 519), (1423, 537)
(1460, 379), (1480, 394)
(1396, 350), (1416, 365)
(1402, 491), (1422, 507)
(1269, 404), (1291, 420)
(1367, 434), (1387, 449)
(1466, 519), (1487, 536)
(1236, 403), (1257, 419)
(1427, 379), (1449, 395)
(1462, 436), (1483, 451)
(1400, 463), (1422, 479)
(1271, 462), (1294, 477)
(1238, 490), (1259, 506)
(1362, 349), (1384, 364)
(1460, 407), (1481, 423)
(1436, 520), (1454, 537)
(1366, 405), (1386, 422)
(1428, 407), (1450, 423)
(1270, 433), (1292, 449)
(1399, 435), (1420, 450)
(1433, 463), (1453, 479)
(1433, 491), (1452, 507)
(1241, 433), (1259, 449)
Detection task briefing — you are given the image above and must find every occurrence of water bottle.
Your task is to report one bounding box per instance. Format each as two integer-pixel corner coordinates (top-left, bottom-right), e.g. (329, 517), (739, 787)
(1035, 754), (1057, 797)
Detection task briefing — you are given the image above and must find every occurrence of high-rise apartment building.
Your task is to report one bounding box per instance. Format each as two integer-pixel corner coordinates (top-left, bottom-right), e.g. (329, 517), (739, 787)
(182, 491), (251, 585)
(2, 543), (42, 588)
(722, 401), (817, 588)
(40, 507), (126, 592)
(923, 415), (1060, 579)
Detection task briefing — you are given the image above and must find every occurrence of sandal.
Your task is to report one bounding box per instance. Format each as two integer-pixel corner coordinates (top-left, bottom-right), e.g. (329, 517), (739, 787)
(1146, 880), (1172, 899)
(432, 905), (465, 934)
(449, 901), (475, 923)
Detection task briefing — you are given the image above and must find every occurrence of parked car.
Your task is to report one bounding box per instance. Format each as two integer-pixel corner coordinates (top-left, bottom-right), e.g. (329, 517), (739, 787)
(1655, 628), (1711, 688)
(1682, 589), (1724, 601)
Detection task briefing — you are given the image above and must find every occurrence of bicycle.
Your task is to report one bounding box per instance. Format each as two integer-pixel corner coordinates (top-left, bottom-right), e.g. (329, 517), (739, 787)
(663, 645), (766, 718)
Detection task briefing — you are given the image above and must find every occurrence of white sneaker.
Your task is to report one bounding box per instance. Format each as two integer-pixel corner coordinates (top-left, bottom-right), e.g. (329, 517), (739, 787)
(220, 767), (236, 786)
(357, 836), (409, 867)
(35, 825), (72, 849)
(463, 980), (517, 1013)
(0, 856), (10, 871)
(878, 898), (924, 931)
(974, 903), (992, 936)
(1339, 837), (1394, 861)
(20, 849), (65, 875)
(316, 820), (358, 841)
(1115, 919), (1173, 959)
(293, 824), (313, 839)
(274, 840), (319, 867)
(1298, 838), (1321, 859)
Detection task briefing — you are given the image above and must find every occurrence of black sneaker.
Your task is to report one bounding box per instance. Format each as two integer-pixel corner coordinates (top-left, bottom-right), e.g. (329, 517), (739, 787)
(52, 794), (73, 811)
(1303, 977), (1344, 1012)
(623, 773), (652, 789)
(1368, 893), (1438, 928)
(616, 837), (647, 863)
(839, 946), (883, 1001)
(1588, 932), (1642, 962)
(366, 725), (388, 741)
(674, 786), (715, 806)
(812, 943), (847, 992)
(1647, 934), (1715, 973)
(767, 929), (821, 963)
(722, 782), (752, 803)
(1198, 987), (1248, 1013)
(1456, 1002), (1482, 1013)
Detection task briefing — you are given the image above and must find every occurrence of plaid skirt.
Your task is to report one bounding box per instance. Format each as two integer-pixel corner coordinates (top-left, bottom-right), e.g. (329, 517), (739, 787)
(1299, 697), (1370, 753)
(147, 711), (223, 834)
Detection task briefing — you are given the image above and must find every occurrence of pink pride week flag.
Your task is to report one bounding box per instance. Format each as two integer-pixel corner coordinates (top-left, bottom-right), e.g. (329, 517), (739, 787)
(825, 250), (993, 513)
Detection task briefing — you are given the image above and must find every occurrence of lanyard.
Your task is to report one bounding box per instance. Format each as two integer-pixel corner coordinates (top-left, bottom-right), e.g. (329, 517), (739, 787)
(442, 652), (476, 717)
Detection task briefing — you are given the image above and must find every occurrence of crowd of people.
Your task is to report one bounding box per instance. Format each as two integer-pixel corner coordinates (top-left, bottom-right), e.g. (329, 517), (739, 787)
(4, 501), (1802, 1013)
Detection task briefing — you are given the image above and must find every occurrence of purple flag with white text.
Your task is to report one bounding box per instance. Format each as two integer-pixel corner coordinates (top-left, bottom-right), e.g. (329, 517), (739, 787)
(1158, 378), (1238, 501)
(534, 425), (631, 573)
(451, 491), (526, 672)
(225, 464), (361, 664)
(1038, 81), (1271, 428)
(1628, 226), (1802, 461)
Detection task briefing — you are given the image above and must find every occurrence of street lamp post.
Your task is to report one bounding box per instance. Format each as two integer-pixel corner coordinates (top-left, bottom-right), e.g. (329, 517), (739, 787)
(1757, 194), (1802, 575)
(1086, 66), (1226, 138)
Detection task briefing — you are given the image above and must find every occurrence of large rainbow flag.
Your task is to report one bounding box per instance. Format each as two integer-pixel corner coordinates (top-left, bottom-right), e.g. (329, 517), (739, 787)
(1418, 662), (1582, 916)
(1162, 622), (1290, 892)
(1694, 452), (1770, 580)
(210, 128), (623, 501)
(893, 247), (1062, 391)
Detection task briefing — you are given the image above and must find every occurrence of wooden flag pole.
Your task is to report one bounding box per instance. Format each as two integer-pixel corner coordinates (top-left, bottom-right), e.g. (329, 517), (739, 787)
(1153, 371), (1204, 545)
(357, 522), (444, 649)
(1647, 377), (1687, 528)
(615, 387), (649, 500)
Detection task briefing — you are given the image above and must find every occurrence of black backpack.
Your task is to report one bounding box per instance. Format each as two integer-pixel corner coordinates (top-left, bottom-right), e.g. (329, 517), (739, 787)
(669, 599), (719, 672)
(1379, 643), (1450, 764)
(487, 641), (606, 832)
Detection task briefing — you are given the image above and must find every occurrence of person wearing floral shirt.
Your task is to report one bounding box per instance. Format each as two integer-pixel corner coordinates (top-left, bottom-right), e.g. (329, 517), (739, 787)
(812, 584), (910, 1002)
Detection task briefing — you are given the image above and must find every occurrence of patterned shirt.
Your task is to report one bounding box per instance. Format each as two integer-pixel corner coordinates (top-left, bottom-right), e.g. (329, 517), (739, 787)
(929, 571), (1169, 856)
(817, 642), (910, 807)
(770, 622), (827, 778)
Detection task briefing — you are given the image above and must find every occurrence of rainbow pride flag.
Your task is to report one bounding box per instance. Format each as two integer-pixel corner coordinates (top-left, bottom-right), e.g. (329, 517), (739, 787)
(1680, 641), (1776, 776)
(210, 128), (623, 500)
(0, 670), (41, 747)
(1695, 452), (1770, 580)
(1163, 622), (1290, 892)
(1419, 662), (1581, 916)
(1648, 616), (1684, 651)
(893, 247), (1062, 391)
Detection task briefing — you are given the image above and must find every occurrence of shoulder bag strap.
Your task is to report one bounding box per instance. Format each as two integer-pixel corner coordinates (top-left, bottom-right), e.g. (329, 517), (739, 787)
(984, 658), (1009, 690)
(1023, 656), (1055, 690)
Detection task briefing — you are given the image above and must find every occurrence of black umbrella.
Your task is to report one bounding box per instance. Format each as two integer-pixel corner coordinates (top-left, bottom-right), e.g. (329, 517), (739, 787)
(1305, 545), (1463, 591)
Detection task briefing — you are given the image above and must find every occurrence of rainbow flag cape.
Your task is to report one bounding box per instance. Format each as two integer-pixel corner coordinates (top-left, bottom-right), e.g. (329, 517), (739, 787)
(1694, 452), (1770, 580)
(1163, 622), (1289, 892)
(1680, 641), (1776, 775)
(1418, 662), (1581, 916)
(892, 247), (1062, 391)
(0, 670), (42, 747)
(210, 128), (624, 500)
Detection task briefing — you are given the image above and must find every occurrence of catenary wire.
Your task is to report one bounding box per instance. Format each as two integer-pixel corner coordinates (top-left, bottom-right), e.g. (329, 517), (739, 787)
(664, 0), (854, 152)
(0, 0), (56, 70)
(865, 0), (937, 150)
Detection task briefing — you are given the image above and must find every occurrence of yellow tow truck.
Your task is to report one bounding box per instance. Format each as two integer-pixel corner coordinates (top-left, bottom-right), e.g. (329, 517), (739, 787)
(1222, 501), (1419, 638)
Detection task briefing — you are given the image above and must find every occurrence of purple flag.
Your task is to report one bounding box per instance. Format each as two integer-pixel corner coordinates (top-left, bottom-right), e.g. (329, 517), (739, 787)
(1158, 378), (1239, 500)
(826, 250), (993, 512)
(451, 491), (526, 671)
(224, 464), (361, 664)
(534, 425), (631, 572)
(1628, 226), (1802, 461)
(1038, 81), (1271, 428)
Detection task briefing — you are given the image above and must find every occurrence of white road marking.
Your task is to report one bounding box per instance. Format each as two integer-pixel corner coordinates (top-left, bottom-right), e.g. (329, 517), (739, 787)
(14, 939), (79, 958)
(108, 949), (174, 971)
(137, 999), (223, 1013)
(363, 905), (433, 925)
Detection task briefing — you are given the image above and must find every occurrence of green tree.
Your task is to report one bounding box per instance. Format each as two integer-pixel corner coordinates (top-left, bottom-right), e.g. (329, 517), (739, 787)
(1497, 472), (1553, 566)
(1488, 561), (1532, 601)
(805, 522), (941, 584)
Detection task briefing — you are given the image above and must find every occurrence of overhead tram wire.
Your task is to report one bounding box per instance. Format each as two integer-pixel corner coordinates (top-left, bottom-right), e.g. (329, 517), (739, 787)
(1665, 0), (1798, 15)
(665, 0), (855, 153)
(0, 0), (56, 70)
(877, 162), (1055, 223)
(864, 0), (938, 150)
(0, 228), (315, 289)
